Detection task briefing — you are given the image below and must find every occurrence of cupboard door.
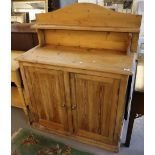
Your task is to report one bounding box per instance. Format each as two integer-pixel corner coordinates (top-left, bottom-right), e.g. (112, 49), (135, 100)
(24, 66), (68, 134)
(70, 73), (120, 143)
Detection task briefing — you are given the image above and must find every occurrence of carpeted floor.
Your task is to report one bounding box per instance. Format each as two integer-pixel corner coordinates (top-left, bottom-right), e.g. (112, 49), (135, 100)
(12, 128), (94, 155)
(12, 107), (144, 155)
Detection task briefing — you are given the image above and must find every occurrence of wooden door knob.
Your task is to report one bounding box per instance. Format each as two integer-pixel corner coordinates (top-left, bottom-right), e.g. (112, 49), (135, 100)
(61, 104), (66, 107)
(71, 105), (77, 110)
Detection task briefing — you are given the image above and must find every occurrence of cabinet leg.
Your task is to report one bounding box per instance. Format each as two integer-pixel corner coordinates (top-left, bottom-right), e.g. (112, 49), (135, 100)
(125, 111), (135, 147)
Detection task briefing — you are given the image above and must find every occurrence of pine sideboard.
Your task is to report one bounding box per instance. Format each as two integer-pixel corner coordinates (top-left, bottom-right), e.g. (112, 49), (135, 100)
(16, 3), (141, 152)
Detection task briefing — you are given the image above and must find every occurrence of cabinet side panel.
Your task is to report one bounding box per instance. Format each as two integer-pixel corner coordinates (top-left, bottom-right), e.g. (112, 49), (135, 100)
(113, 76), (129, 145)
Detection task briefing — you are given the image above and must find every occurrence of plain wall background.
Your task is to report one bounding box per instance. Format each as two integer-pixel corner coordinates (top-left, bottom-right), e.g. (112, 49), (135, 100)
(60, 0), (78, 8)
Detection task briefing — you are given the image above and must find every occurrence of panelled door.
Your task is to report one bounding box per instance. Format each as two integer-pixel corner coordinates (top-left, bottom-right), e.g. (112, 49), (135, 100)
(70, 73), (120, 143)
(23, 66), (68, 134)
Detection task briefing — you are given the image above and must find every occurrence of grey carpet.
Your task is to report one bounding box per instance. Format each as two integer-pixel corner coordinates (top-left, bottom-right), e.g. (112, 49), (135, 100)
(11, 107), (144, 155)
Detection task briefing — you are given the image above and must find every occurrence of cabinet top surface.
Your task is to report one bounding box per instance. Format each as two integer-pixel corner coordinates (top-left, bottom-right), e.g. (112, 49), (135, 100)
(16, 45), (136, 75)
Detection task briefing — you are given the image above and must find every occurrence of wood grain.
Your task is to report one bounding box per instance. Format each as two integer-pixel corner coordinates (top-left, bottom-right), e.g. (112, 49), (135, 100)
(71, 73), (120, 143)
(131, 33), (139, 52)
(16, 3), (142, 152)
(32, 24), (140, 33)
(11, 86), (23, 108)
(16, 45), (136, 75)
(36, 3), (141, 31)
(37, 29), (45, 46)
(113, 76), (129, 145)
(21, 62), (125, 79)
(11, 51), (27, 114)
(63, 72), (73, 133)
(23, 66), (68, 133)
(34, 3), (141, 53)
(44, 30), (130, 52)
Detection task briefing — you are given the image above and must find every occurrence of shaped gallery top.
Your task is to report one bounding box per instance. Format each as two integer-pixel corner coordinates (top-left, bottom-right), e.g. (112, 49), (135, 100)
(33, 3), (142, 33)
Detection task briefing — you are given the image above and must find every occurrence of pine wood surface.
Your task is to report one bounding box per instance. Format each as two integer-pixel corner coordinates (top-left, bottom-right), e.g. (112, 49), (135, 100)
(32, 24), (140, 33)
(11, 50), (24, 88)
(11, 86), (23, 108)
(16, 45), (136, 75)
(36, 3), (141, 32)
(23, 66), (68, 133)
(70, 73), (120, 143)
(12, 50), (24, 71)
(20, 62), (128, 151)
(11, 51), (28, 114)
(16, 3), (142, 152)
(33, 3), (141, 53)
(44, 30), (131, 52)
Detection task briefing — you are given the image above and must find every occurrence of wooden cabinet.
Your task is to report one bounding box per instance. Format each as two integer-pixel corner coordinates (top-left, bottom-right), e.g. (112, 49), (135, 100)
(17, 3), (141, 152)
(19, 62), (129, 151)
(11, 23), (38, 51)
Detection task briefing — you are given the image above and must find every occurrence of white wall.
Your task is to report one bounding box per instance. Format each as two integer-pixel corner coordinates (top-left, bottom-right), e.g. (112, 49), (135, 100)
(78, 0), (96, 3)
(78, 0), (104, 6)
(132, 0), (144, 49)
(60, 0), (78, 8)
